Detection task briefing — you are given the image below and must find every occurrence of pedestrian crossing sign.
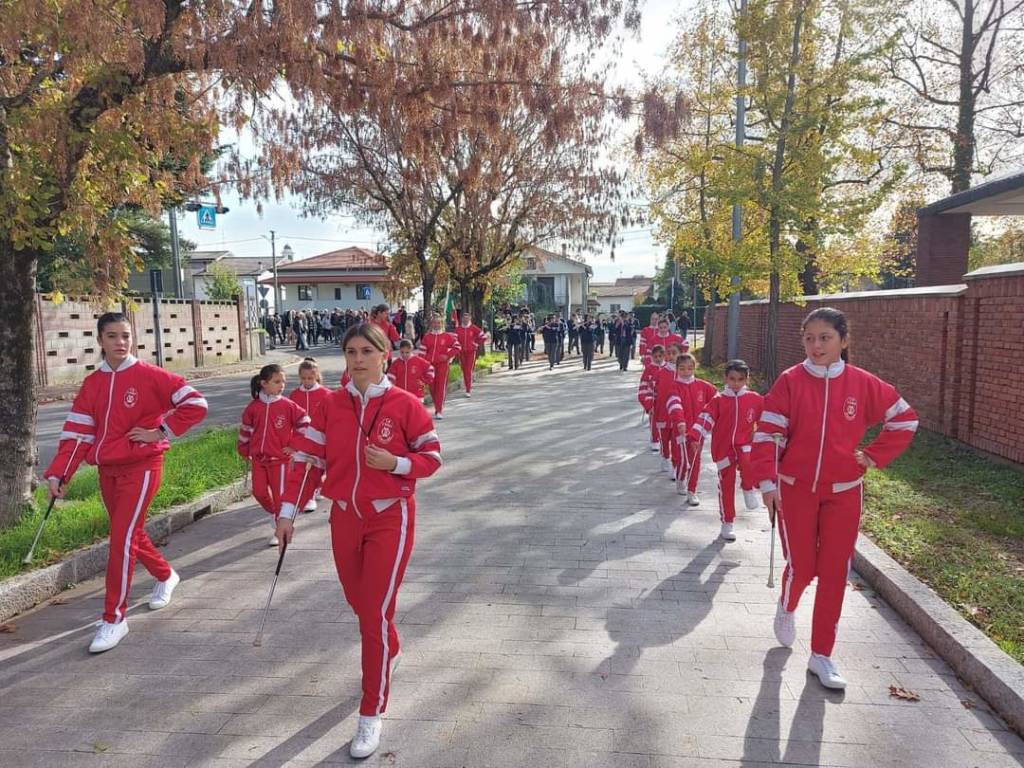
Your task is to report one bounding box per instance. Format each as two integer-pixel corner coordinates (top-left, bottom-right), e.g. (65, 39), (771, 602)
(197, 205), (216, 230)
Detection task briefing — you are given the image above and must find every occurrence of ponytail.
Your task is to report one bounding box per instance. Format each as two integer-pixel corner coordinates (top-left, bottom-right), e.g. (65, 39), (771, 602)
(250, 374), (261, 400)
(251, 363), (284, 399)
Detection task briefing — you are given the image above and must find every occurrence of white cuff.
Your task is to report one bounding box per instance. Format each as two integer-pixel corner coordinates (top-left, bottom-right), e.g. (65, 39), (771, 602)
(759, 480), (777, 493)
(279, 503), (298, 520)
(392, 456), (412, 475)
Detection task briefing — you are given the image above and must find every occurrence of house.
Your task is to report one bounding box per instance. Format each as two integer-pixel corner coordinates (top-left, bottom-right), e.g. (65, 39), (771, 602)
(519, 245), (593, 314)
(126, 249), (272, 306)
(259, 247), (393, 312)
(589, 275), (654, 314)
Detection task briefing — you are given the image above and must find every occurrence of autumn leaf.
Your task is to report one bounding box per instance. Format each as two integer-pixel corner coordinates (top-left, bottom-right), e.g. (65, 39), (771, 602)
(50, 596), (68, 605)
(0, 623), (16, 633)
(961, 699), (976, 710)
(889, 685), (921, 702)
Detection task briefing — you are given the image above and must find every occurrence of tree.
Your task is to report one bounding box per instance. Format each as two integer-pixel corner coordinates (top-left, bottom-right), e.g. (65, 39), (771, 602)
(203, 262), (242, 301)
(879, 198), (924, 288)
(0, 0), (654, 524)
(969, 220), (1024, 271)
(887, 0), (1024, 193)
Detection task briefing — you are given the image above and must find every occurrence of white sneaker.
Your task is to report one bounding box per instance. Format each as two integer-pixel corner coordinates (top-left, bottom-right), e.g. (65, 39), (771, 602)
(464, 391), (471, 398)
(148, 569), (180, 610)
(303, 498), (317, 513)
(350, 715), (382, 759)
(660, 457), (672, 472)
(649, 441), (660, 452)
(686, 492), (700, 507)
(720, 522), (736, 541)
(89, 620), (129, 653)
(808, 653), (848, 690)
(743, 490), (761, 510)
(676, 481), (687, 495)
(434, 412), (444, 421)
(268, 534), (279, 547)
(774, 603), (797, 648)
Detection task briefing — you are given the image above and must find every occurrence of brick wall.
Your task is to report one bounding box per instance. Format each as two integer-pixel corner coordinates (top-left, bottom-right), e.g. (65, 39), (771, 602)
(708, 263), (1024, 466)
(34, 294), (248, 386)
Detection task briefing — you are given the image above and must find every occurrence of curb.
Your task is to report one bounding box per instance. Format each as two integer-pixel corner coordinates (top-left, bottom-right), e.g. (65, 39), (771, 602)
(0, 478), (251, 623)
(854, 533), (1024, 736)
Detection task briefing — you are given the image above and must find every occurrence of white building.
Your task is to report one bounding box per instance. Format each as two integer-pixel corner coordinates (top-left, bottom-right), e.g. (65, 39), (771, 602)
(589, 276), (654, 314)
(260, 247), (393, 313)
(520, 245), (592, 314)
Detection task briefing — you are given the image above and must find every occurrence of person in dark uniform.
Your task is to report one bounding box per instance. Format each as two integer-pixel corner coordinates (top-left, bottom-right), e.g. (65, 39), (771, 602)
(616, 311), (635, 371)
(541, 315), (560, 369)
(579, 314), (597, 371)
(595, 315), (606, 354)
(506, 315), (522, 370)
(607, 315), (620, 359)
(567, 314), (580, 356)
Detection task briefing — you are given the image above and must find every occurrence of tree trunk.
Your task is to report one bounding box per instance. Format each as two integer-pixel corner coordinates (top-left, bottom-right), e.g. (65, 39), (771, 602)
(766, 268), (781, 385)
(952, 0), (977, 193)
(0, 245), (40, 527)
(700, 282), (718, 367)
(469, 285), (486, 325)
(797, 238), (818, 295)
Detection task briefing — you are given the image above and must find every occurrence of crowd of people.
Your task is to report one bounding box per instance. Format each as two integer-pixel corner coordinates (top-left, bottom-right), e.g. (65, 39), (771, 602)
(45, 302), (918, 760)
(262, 305), (431, 351)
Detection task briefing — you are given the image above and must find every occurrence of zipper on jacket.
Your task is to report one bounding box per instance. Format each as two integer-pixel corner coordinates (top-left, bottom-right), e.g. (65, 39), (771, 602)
(811, 369), (831, 493)
(260, 400), (270, 455)
(731, 395), (739, 452)
(351, 393), (366, 519)
(94, 369), (118, 463)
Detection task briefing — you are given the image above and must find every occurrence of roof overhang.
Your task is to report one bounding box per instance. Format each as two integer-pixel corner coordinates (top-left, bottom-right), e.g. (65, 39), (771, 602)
(259, 275), (387, 285)
(920, 169), (1024, 216)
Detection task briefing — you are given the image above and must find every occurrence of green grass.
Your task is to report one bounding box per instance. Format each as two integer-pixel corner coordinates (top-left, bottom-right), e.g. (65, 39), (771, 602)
(449, 351), (506, 383)
(0, 428), (248, 581)
(861, 429), (1024, 663)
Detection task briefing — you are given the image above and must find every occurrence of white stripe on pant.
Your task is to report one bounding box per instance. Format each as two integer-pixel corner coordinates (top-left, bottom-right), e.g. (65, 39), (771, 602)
(376, 499), (409, 715)
(114, 470), (151, 622)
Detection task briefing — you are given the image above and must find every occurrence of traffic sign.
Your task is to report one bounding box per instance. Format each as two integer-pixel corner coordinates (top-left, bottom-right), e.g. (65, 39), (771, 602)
(197, 205), (216, 230)
(258, 284), (270, 298)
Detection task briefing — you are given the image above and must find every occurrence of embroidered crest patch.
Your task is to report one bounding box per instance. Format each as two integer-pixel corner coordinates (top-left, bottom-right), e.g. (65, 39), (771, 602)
(377, 417), (395, 444)
(274, 415), (286, 429)
(123, 387), (138, 408)
(843, 396), (858, 421)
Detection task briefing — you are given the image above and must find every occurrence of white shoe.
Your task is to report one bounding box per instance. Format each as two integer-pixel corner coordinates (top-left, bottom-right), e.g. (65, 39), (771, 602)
(268, 534), (279, 547)
(774, 603), (797, 648)
(434, 412), (444, 421)
(464, 391), (471, 398)
(89, 620), (129, 653)
(148, 569), (180, 610)
(743, 490), (761, 510)
(303, 498), (317, 513)
(687, 492), (700, 507)
(660, 457), (672, 472)
(676, 481), (687, 495)
(350, 715), (383, 759)
(808, 653), (848, 690)
(720, 522), (736, 541)
(649, 441), (660, 452)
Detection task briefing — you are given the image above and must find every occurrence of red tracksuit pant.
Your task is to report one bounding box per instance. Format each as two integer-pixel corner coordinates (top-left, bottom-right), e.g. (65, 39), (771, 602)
(715, 447), (754, 524)
(99, 464), (172, 624)
(251, 460), (287, 519)
(430, 363), (450, 414)
(460, 351), (476, 392)
(663, 429), (700, 492)
(331, 498), (416, 716)
(649, 412), (658, 444)
(777, 478), (862, 656)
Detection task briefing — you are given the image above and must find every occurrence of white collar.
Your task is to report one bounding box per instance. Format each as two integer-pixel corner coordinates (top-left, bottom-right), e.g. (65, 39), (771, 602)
(660, 361), (672, 369)
(802, 358), (846, 378)
(676, 375), (695, 384)
(345, 375), (392, 402)
(99, 354), (138, 373)
(722, 386), (749, 398)
(655, 331), (671, 338)
(299, 383), (322, 392)
(258, 392), (282, 404)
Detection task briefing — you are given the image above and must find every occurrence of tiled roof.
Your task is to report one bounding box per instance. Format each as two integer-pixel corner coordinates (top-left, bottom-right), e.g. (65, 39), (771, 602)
(276, 247), (387, 271)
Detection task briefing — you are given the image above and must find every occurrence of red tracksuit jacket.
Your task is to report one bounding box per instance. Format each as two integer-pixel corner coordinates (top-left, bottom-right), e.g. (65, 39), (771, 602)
(44, 356), (208, 481)
(387, 355), (435, 395)
(688, 387), (765, 461)
(455, 324), (488, 356)
(751, 359), (919, 493)
(238, 394), (310, 463)
(651, 364), (680, 427)
(638, 326), (658, 358)
(289, 383), (331, 417)
(374, 318), (402, 358)
(641, 332), (687, 364)
(418, 331), (461, 366)
(638, 361), (664, 411)
(666, 376), (718, 433)
(279, 378), (442, 518)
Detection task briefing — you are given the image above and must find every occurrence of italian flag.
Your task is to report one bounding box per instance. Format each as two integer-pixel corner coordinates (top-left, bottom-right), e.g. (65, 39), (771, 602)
(444, 284), (457, 326)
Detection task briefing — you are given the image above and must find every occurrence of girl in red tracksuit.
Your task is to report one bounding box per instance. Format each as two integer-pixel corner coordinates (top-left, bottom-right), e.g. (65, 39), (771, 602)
(371, 304), (402, 361)
(238, 364), (310, 545)
(641, 319), (687, 365)
(455, 315), (488, 396)
(688, 359), (764, 541)
(45, 312), (208, 654)
(275, 322), (442, 760)
(651, 342), (685, 468)
(639, 344), (666, 451)
(387, 339), (435, 399)
(290, 358), (331, 513)
(665, 353), (717, 504)
(752, 308), (918, 691)
(417, 313), (461, 420)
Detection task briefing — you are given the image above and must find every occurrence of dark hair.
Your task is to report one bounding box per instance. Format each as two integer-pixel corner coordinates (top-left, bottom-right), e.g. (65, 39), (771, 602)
(398, 339), (413, 349)
(251, 364), (284, 399)
(97, 312), (130, 336)
(802, 307), (850, 362)
(650, 344), (665, 355)
(725, 359), (750, 377)
(371, 304), (390, 318)
(676, 352), (697, 367)
(342, 322), (389, 353)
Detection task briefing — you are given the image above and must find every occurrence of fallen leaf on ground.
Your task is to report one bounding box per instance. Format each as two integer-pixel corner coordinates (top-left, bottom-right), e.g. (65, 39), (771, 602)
(961, 699), (976, 710)
(849, 581), (865, 591)
(92, 742), (111, 754)
(889, 685), (921, 702)
(50, 596), (68, 605)
(0, 623), (16, 633)
(598, 671), (609, 680)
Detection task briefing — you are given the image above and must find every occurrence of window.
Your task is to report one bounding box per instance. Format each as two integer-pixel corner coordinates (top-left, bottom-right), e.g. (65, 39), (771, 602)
(524, 257), (537, 271)
(610, 303), (621, 313)
(298, 285), (313, 301)
(356, 283), (372, 301)
(334, 287), (343, 300)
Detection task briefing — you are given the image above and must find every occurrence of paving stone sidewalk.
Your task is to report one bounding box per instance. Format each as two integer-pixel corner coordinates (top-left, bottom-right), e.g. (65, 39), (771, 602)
(2, 353), (1023, 767)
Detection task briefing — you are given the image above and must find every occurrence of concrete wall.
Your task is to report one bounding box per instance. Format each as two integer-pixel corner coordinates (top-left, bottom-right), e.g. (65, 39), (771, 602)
(276, 281), (387, 313)
(34, 294), (249, 386)
(707, 264), (1024, 466)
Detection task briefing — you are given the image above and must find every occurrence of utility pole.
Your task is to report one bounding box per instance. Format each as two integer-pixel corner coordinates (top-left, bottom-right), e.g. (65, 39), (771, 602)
(168, 207), (183, 298)
(727, 0), (748, 360)
(270, 230), (278, 314)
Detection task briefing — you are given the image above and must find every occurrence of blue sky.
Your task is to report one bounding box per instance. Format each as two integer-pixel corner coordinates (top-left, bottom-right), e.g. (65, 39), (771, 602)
(178, 0), (690, 284)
